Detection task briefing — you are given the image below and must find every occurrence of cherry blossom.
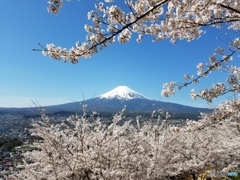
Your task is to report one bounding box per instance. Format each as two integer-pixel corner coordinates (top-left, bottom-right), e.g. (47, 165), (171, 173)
(16, 100), (240, 179)
(40, 0), (239, 65)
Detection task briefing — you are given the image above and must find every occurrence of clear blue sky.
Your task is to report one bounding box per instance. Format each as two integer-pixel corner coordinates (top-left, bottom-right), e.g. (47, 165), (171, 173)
(0, 1), (239, 108)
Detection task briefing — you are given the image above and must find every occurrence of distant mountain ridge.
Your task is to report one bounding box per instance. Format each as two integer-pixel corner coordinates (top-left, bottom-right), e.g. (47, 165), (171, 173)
(0, 86), (212, 117)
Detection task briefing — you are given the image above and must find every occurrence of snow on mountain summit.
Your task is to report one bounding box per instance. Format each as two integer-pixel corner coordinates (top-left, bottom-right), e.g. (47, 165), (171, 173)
(99, 86), (148, 100)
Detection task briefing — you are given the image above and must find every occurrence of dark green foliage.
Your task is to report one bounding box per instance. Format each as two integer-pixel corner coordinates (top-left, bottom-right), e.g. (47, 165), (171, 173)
(0, 137), (23, 152)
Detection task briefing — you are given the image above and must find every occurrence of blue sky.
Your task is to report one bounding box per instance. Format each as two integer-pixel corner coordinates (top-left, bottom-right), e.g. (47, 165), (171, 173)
(0, 1), (239, 108)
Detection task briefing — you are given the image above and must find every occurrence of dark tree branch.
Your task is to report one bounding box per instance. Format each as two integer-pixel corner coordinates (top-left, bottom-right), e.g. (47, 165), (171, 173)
(177, 47), (240, 90)
(219, 3), (240, 14)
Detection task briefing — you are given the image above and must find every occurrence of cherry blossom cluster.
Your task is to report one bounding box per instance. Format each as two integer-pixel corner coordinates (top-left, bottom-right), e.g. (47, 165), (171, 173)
(16, 100), (240, 179)
(204, 98), (240, 121)
(161, 81), (176, 97)
(42, 43), (91, 64)
(41, 0), (239, 63)
(47, 0), (63, 14)
(191, 83), (226, 102)
(228, 66), (240, 88)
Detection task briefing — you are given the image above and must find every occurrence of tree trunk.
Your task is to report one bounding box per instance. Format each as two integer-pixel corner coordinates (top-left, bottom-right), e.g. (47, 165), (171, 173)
(192, 173), (196, 180)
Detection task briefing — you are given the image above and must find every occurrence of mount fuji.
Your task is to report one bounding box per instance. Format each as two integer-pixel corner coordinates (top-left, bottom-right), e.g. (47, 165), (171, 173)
(0, 86), (212, 118)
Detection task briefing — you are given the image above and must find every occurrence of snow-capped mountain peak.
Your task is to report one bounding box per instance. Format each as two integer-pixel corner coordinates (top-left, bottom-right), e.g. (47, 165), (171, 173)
(99, 86), (148, 100)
